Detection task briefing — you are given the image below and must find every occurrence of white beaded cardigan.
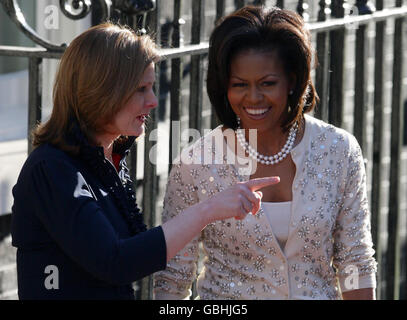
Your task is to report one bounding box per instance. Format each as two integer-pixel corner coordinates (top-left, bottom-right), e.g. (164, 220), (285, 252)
(153, 114), (377, 300)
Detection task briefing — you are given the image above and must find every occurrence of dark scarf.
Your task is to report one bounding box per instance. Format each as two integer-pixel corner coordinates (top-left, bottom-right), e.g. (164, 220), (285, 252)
(67, 120), (147, 236)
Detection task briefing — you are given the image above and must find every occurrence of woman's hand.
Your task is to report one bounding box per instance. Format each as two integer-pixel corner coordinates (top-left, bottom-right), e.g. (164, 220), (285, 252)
(162, 176), (280, 262)
(203, 176), (280, 223)
(342, 288), (375, 300)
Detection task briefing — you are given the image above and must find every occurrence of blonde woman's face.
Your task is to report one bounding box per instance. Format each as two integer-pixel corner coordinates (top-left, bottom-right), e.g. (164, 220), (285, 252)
(110, 63), (158, 137)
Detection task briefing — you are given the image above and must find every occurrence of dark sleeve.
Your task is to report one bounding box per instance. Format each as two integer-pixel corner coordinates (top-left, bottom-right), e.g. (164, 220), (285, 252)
(27, 157), (167, 285)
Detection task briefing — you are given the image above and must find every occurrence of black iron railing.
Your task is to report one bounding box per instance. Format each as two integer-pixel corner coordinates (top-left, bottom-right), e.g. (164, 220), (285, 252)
(0, 0), (406, 300)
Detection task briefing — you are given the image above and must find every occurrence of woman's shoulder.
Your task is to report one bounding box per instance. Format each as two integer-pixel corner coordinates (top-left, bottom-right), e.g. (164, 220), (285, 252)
(174, 125), (225, 166)
(13, 143), (83, 199)
(304, 114), (361, 151)
(27, 143), (72, 165)
(20, 143), (81, 178)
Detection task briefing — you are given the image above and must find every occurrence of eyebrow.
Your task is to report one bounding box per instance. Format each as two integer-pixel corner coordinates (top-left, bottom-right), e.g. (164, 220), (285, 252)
(230, 74), (280, 81)
(139, 80), (155, 85)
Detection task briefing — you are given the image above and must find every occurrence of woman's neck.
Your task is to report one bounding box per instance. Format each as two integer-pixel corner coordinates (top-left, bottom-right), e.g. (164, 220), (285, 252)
(243, 126), (287, 156)
(240, 117), (305, 156)
(93, 133), (119, 162)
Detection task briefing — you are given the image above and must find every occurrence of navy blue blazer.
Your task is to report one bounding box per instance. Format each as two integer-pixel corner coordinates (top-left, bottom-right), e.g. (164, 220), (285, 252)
(11, 128), (167, 300)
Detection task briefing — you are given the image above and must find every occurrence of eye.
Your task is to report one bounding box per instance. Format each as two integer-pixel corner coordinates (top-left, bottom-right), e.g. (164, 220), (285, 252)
(231, 82), (247, 88)
(262, 81), (276, 86)
(137, 82), (155, 93)
(137, 86), (146, 92)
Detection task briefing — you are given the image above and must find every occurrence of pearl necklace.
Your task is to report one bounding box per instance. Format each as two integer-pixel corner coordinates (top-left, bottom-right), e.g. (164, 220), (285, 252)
(235, 117), (298, 165)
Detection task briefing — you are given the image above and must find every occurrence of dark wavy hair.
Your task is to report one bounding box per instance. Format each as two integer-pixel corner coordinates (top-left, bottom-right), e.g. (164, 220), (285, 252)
(207, 5), (318, 131)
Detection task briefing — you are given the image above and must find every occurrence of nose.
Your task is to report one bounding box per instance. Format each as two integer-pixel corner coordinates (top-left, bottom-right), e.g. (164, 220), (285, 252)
(247, 85), (263, 103)
(146, 88), (158, 109)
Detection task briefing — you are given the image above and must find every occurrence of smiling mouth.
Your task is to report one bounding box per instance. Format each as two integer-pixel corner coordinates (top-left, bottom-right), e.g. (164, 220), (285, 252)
(244, 107), (272, 117)
(136, 114), (149, 122)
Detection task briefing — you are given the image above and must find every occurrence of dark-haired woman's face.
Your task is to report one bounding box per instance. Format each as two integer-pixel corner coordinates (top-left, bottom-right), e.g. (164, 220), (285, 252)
(227, 49), (294, 133)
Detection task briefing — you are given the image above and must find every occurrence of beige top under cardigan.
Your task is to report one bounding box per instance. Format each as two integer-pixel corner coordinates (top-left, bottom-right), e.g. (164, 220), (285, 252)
(153, 114), (377, 300)
(262, 202), (292, 250)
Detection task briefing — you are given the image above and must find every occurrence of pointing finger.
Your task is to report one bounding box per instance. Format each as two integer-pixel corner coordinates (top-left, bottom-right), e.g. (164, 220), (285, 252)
(244, 176), (280, 191)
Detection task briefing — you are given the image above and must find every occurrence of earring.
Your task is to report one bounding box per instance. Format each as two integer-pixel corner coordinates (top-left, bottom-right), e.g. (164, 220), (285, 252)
(289, 90), (293, 95)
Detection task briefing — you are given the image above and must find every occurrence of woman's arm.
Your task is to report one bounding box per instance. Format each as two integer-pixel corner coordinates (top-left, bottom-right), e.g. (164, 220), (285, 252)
(161, 176), (280, 262)
(23, 158), (167, 285)
(332, 135), (377, 297)
(342, 288), (375, 300)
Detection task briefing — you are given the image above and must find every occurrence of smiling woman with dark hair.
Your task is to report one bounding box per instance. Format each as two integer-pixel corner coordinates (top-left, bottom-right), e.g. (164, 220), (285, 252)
(154, 5), (377, 300)
(10, 22), (279, 300)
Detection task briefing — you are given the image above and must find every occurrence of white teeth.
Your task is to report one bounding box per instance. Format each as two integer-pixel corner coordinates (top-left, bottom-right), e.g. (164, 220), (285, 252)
(245, 107), (270, 115)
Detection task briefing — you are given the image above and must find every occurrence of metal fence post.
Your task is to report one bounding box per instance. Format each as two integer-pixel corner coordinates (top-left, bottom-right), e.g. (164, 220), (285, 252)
(169, 0), (183, 174)
(328, 0), (345, 128)
(28, 57), (42, 154)
(315, 0), (330, 122)
(189, 0), (205, 134)
(386, 0), (404, 301)
(371, 0), (385, 300)
(353, 18), (368, 153)
(138, 1), (161, 301)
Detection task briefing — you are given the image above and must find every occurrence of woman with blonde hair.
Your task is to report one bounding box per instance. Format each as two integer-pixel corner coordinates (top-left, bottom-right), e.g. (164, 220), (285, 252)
(11, 22), (279, 300)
